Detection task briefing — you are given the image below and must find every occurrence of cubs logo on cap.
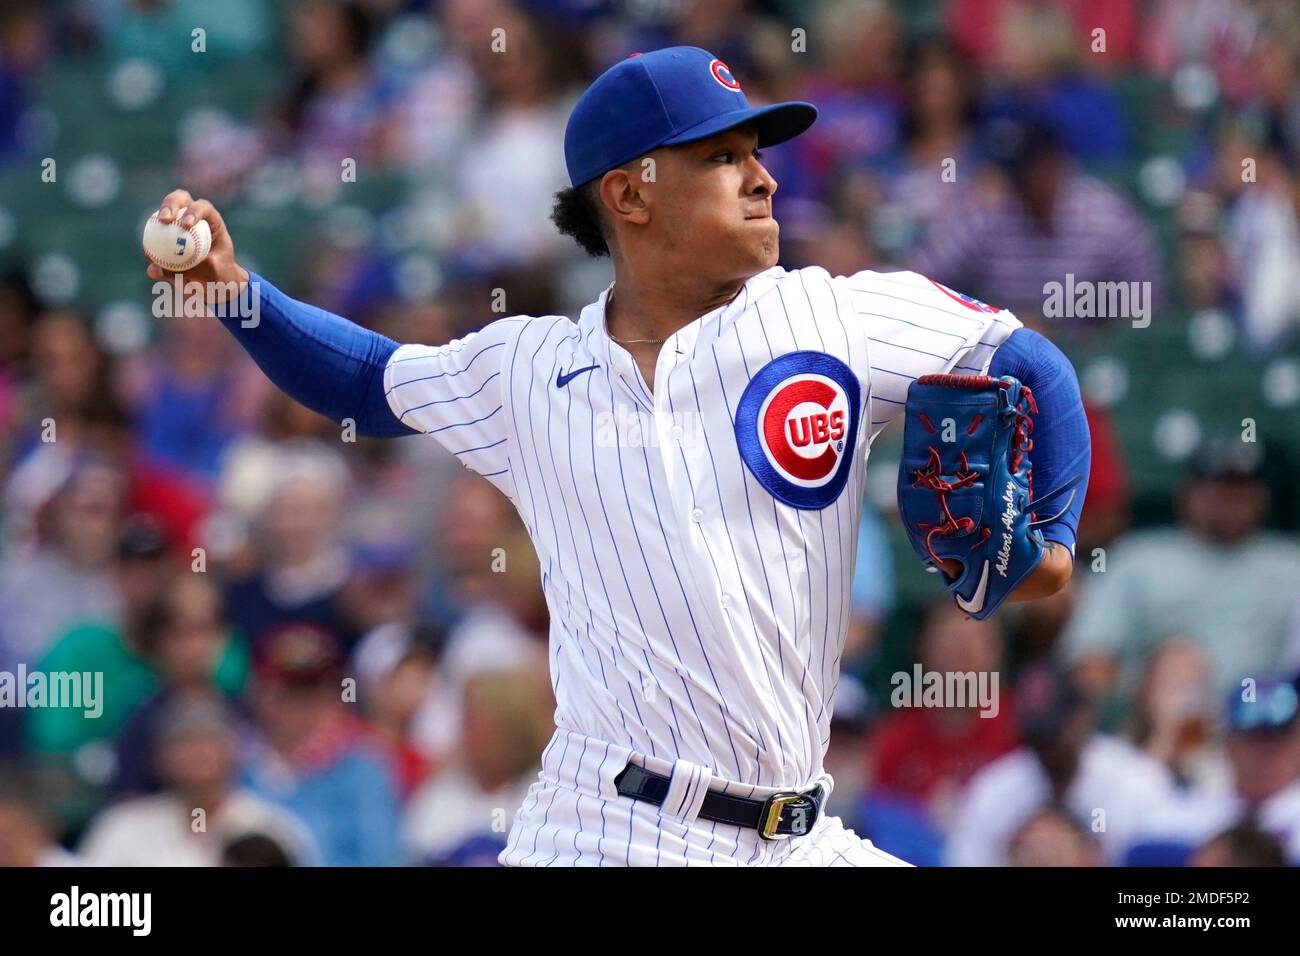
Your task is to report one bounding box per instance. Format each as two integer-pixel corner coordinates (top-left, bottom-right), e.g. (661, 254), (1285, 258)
(929, 279), (1001, 314)
(734, 352), (861, 510)
(710, 58), (741, 91)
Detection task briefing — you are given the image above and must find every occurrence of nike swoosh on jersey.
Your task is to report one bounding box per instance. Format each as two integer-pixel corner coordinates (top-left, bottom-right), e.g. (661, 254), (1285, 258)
(955, 560), (990, 613)
(556, 364), (600, 388)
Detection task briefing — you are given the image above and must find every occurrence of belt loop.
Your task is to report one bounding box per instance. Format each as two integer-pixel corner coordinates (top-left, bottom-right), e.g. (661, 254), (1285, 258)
(659, 758), (713, 825)
(812, 770), (834, 805)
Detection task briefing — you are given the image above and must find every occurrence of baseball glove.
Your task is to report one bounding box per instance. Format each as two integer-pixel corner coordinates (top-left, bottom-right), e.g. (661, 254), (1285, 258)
(896, 373), (1080, 620)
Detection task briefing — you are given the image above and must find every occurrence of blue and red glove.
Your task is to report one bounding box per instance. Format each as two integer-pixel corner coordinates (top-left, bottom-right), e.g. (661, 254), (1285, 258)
(897, 373), (1081, 620)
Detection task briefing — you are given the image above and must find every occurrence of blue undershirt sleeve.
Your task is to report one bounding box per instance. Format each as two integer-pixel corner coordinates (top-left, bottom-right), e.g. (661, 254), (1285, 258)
(988, 327), (1091, 554)
(216, 272), (411, 438)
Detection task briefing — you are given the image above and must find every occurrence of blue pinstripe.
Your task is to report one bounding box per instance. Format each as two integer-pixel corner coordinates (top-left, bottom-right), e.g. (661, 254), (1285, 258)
(397, 370), (500, 417)
(386, 340), (505, 393)
(424, 404), (500, 435)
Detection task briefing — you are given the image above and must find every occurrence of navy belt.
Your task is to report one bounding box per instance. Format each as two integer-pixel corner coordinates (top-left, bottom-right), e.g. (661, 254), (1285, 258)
(613, 763), (824, 841)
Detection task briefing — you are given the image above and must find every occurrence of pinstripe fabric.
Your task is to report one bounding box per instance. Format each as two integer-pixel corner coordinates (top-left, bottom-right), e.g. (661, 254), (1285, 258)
(384, 267), (1020, 865)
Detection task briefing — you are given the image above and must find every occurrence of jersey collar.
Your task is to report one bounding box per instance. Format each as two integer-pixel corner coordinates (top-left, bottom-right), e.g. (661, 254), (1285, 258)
(582, 266), (787, 368)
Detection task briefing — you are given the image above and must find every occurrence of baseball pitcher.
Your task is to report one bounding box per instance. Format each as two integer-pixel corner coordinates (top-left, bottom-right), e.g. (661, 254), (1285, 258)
(145, 47), (1090, 866)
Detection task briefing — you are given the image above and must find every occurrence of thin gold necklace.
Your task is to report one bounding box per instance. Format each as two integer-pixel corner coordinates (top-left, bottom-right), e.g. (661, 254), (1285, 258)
(611, 333), (670, 345)
(606, 285), (670, 346)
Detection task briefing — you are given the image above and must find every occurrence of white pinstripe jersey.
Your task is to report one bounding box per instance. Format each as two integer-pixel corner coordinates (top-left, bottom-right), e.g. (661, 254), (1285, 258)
(384, 266), (1021, 792)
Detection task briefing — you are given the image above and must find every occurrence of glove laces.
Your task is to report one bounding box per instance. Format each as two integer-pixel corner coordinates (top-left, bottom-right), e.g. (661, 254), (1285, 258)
(908, 376), (1038, 569)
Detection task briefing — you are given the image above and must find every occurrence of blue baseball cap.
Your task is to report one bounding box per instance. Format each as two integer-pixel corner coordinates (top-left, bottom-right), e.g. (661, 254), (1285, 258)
(1226, 679), (1299, 734)
(564, 46), (817, 188)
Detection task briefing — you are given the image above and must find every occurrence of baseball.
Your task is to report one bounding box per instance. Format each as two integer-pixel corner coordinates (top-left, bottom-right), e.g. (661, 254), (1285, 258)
(142, 208), (212, 272)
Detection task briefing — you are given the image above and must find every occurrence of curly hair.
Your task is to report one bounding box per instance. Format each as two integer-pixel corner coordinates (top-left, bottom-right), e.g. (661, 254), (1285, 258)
(551, 183), (609, 258)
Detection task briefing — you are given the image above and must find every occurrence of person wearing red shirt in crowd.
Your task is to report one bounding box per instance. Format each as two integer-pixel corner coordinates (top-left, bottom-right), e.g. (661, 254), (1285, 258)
(873, 600), (1020, 830)
(1078, 401), (1131, 550)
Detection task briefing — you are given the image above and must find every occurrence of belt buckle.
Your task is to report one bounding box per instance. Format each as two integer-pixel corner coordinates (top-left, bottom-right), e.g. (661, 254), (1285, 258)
(759, 790), (817, 841)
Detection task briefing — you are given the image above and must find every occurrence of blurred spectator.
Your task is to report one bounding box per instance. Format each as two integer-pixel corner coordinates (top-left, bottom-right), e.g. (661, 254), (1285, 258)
(1178, 113), (1300, 354)
(1191, 819), (1288, 867)
(1007, 806), (1103, 866)
(1220, 137), (1300, 353)
(779, 199), (879, 278)
(383, 0), (490, 175)
(3, 308), (211, 553)
(1063, 441), (1300, 708)
(79, 694), (314, 866)
(353, 631), (452, 797)
(842, 503), (894, 667)
(177, 0), (390, 198)
(344, 508), (461, 779)
(0, 775), (77, 866)
(243, 623), (401, 866)
(1077, 402), (1131, 551)
(0, 0), (50, 162)
(210, 396), (345, 564)
(118, 311), (269, 485)
(618, 0), (780, 78)
(402, 665), (553, 865)
(1130, 677), (1300, 863)
(882, 38), (979, 255)
(435, 471), (528, 615)
(3, 312), (125, 546)
(439, 518), (549, 693)
(1141, 0), (1268, 104)
(24, 558), (245, 760)
(277, 0), (397, 191)
(1174, 191), (1238, 322)
(1006, 580), (1077, 673)
(337, 516), (421, 641)
(0, 272), (41, 414)
(223, 442), (358, 656)
(950, 0), (1140, 72)
(828, 676), (945, 867)
(219, 831), (295, 867)
(441, 4), (582, 271)
(112, 573), (250, 795)
(873, 601), (1019, 830)
(782, 0), (902, 203)
(946, 664), (1174, 865)
(999, 405), (1126, 665)
(1243, 20), (1300, 159)
(980, 3), (1133, 163)
(822, 675), (873, 820)
(1129, 638), (1228, 791)
(0, 459), (124, 671)
(910, 115), (1162, 321)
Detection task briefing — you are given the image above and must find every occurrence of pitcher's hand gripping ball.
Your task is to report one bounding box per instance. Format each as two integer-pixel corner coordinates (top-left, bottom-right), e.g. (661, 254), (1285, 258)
(142, 208), (211, 272)
(897, 374), (1080, 620)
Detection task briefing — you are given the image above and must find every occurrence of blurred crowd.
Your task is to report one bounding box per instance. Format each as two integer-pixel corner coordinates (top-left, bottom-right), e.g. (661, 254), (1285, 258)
(1, 0), (1299, 866)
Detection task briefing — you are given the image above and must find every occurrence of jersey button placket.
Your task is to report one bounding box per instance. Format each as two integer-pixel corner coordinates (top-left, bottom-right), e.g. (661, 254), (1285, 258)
(659, 339), (728, 636)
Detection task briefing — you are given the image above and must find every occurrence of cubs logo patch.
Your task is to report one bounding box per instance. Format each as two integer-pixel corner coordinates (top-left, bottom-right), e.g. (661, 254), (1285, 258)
(734, 351), (861, 510)
(928, 279), (1002, 314)
(709, 58), (741, 91)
